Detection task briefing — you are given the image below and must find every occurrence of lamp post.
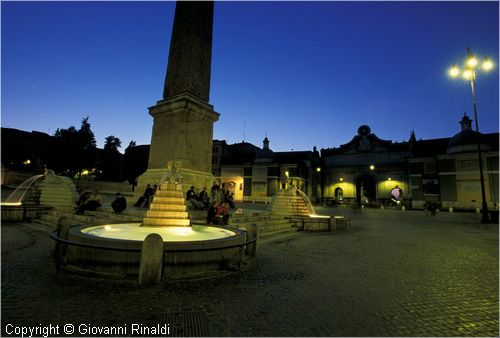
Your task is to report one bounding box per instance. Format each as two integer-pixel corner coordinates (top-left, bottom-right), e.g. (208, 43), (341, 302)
(449, 48), (494, 223)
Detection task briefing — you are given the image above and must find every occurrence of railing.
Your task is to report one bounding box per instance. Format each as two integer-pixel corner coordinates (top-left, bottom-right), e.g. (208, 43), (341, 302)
(49, 228), (257, 253)
(49, 225), (258, 284)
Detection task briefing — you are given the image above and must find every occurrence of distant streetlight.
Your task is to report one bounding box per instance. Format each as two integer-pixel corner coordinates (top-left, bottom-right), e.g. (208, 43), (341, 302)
(448, 48), (494, 223)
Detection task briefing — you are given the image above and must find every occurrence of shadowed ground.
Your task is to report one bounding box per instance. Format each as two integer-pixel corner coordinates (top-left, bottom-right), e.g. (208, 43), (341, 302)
(1, 208), (498, 337)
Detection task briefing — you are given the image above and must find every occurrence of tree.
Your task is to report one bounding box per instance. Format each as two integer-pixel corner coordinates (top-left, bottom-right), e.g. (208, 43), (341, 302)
(99, 135), (123, 181)
(51, 126), (80, 175)
(51, 117), (97, 177)
(123, 141), (149, 186)
(78, 116), (97, 173)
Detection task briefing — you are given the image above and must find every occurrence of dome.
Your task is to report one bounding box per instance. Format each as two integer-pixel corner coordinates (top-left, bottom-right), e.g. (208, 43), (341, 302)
(447, 129), (491, 154)
(447, 112), (492, 154)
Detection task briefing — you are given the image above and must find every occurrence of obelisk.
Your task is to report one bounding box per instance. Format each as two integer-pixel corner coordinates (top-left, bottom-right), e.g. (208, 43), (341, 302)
(137, 1), (219, 195)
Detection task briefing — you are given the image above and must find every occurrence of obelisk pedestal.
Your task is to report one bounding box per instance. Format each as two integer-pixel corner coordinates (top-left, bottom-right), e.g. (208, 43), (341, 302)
(138, 93), (219, 193)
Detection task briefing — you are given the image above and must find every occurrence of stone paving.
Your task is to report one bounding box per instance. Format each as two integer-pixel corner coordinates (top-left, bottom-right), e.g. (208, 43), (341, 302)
(1, 208), (498, 337)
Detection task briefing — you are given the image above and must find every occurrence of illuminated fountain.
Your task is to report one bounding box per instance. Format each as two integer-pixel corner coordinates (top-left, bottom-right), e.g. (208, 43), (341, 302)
(53, 2), (257, 283)
(270, 185), (350, 232)
(1, 174), (45, 222)
(1, 170), (77, 222)
(57, 165), (255, 282)
(2, 174), (45, 206)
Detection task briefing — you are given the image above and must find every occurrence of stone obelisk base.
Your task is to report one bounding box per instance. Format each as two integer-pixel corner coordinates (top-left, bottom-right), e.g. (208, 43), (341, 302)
(136, 168), (216, 201)
(135, 93), (219, 201)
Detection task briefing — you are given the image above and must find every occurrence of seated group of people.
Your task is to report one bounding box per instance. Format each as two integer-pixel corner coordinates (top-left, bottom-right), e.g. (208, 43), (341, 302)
(75, 190), (102, 214)
(76, 190), (127, 215)
(76, 183), (236, 226)
(186, 185), (235, 225)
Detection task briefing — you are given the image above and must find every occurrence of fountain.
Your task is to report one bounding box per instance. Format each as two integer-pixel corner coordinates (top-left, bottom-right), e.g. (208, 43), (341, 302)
(270, 185), (351, 232)
(54, 164), (256, 282)
(3, 174), (44, 206)
(49, 2), (257, 283)
(0, 170), (76, 222)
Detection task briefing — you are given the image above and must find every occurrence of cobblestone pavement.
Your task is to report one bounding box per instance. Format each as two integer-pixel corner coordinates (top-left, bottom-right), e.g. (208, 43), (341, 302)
(1, 208), (498, 337)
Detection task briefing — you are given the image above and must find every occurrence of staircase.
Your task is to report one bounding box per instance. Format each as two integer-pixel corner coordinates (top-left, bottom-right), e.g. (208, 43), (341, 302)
(33, 207), (144, 229)
(230, 212), (297, 238)
(270, 191), (310, 216)
(142, 183), (190, 227)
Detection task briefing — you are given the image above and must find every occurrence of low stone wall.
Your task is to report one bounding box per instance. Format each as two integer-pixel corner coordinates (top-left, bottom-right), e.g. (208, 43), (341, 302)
(61, 224), (250, 281)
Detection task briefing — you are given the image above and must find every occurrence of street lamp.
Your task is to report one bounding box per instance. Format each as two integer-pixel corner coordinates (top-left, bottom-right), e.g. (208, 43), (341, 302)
(448, 48), (495, 223)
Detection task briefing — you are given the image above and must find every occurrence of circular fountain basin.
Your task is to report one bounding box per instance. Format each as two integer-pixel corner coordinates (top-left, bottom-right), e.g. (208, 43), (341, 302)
(82, 223), (236, 242)
(64, 223), (249, 280)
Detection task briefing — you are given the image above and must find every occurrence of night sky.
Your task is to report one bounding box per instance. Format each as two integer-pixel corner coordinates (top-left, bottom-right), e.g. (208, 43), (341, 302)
(2, 1), (499, 152)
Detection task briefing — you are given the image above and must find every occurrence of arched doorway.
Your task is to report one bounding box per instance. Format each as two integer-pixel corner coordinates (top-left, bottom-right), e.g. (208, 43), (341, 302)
(334, 187), (343, 201)
(356, 174), (376, 205)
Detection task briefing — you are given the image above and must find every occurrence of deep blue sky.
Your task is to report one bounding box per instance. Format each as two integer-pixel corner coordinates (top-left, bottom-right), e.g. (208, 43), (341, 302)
(2, 1), (499, 152)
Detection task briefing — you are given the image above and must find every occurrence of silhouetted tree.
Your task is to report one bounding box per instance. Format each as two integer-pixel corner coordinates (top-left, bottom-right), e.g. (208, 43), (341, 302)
(79, 116), (97, 171)
(123, 141), (149, 187)
(99, 135), (123, 181)
(51, 117), (97, 177)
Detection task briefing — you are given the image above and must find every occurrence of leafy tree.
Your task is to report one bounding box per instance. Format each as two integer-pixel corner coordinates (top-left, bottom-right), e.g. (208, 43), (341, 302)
(99, 135), (123, 181)
(78, 116), (97, 174)
(51, 117), (97, 177)
(51, 126), (80, 175)
(123, 141), (149, 186)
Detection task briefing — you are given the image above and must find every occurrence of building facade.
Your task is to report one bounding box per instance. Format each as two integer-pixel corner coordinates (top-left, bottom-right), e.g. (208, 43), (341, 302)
(213, 138), (321, 203)
(320, 116), (499, 210)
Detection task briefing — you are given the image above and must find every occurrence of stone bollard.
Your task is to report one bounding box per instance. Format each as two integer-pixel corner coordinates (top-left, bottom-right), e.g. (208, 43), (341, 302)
(449, 207), (453, 213)
(381, 205), (384, 210)
(57, 217), (73, 240)
(401, 206), (406, 211)
(475, 207), (480, 214)
(329, 216), (336, 232)
(139, 233), (164, 287)
(55, 217), (73, 273)
(246, 223), (258, 257)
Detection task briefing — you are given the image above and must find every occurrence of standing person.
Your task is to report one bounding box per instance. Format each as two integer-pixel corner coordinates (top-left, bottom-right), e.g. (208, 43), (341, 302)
(207, 201), (218, 224)
(111, 193), (127, 214)
(225, 190), (236, 209)
(210, 184), (223, 205)
(199, 187), (209, 209)
(390, 185), (402, 207)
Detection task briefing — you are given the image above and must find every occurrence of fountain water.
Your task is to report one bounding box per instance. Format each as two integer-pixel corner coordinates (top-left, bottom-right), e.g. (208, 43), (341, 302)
(2, 174), (44, 205)
(1, 174), (48, 222)
(296, 189), (316, 215)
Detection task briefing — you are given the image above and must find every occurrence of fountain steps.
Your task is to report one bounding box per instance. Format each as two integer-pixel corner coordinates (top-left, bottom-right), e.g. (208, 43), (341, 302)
(148, 203), (187, 212)
(141, 183), (191, 227)
(154, 190), (183, 198)
(269, 190), (313, 217)
(142, 217), (190, 227)
(144, 210), (189, 219)
(150, 196), (185, 204)
(231, 215), (296, 237)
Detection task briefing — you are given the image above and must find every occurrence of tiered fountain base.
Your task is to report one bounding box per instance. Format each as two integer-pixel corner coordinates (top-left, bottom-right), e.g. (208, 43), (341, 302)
(56, 183), (255, 281)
